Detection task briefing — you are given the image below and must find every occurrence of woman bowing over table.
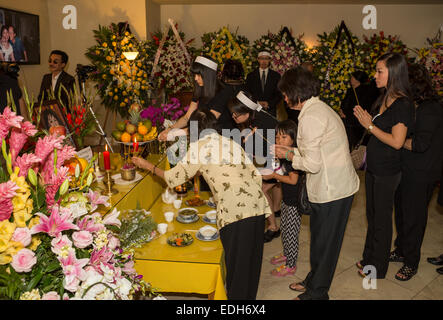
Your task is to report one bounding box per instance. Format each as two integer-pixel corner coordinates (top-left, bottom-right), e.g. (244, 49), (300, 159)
(133, 109), (272, 300)
(158, 55), (222, 141)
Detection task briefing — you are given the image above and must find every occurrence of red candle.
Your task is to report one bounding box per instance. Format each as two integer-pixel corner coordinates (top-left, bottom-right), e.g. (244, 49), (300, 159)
(103, 144), (111, 171)
(133, 137), (139, 153)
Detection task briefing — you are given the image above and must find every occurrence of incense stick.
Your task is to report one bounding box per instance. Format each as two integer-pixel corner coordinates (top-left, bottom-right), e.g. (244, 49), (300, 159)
(352, 86), (360, 106)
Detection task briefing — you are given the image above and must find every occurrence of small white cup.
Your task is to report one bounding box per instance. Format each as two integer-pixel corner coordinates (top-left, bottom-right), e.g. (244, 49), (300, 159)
(157, 223), (168, 235)
(164, 211), (174, 223)
(173, 199), (182, 209)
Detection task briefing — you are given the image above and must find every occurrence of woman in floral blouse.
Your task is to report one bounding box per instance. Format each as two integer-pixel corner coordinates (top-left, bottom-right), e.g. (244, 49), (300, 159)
(132, 109), (271, 300)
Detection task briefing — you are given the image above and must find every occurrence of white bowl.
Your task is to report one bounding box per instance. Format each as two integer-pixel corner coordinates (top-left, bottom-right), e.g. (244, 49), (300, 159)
(178, 207), (198, 220)
(205, 210), (217, 221)
(199, 226), (217, 239)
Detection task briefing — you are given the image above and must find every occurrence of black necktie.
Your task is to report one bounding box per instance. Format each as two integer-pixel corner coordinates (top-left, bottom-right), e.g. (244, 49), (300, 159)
(261, 70), (266, 92)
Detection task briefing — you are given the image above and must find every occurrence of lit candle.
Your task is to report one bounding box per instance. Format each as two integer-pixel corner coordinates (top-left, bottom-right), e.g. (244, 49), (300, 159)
(103, 144), (111, 171)
(133, 137), (139, 153)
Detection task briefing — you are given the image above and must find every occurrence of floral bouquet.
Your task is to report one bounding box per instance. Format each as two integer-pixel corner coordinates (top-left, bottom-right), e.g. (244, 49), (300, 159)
(201, 26), (254, 76)
(140, 97), (189, 129)
(252, 28), (306, 75)
(362, 31), (409, 78)
(0, 107), (159, 300)
(150, 26), (196, 95)
(312, 24), (365, 112)
(415, 29), (442, 96)
(86, 23), (155, 117)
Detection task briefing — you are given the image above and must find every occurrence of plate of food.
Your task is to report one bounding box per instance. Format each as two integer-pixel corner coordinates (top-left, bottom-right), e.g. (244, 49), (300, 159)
(185, 197), (206, 207)
(167, 233), (194, 247)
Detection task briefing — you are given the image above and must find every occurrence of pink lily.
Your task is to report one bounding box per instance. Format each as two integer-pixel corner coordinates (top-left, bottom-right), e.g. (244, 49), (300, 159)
(76, 213), (105, 234)
(102, 208), (121, 227)
(31, 209), (79, 238)
(89, 246), (114, 273)
(87, 189), (110, 212)
(59, 250), (89, 292)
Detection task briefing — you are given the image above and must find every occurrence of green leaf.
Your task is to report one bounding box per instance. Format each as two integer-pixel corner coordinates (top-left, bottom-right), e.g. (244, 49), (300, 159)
(27, 269), (44, 291)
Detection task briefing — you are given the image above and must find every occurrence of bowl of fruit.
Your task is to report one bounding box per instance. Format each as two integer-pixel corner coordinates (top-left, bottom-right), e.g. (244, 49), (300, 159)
(121, 163), (136, 181)
(112, 110), (158, 146)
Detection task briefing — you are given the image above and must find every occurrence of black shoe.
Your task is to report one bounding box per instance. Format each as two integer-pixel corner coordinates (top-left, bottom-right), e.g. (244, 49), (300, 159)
(274, 210), (281, 218)
(264, 229), (281, 243)
(437, 267), (443, 275)
(427, 255), (443, 266)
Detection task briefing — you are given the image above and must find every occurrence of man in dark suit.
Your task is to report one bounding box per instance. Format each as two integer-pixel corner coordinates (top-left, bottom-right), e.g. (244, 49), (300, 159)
(245, 51), (282, 122)
(38, 50), (75, 113)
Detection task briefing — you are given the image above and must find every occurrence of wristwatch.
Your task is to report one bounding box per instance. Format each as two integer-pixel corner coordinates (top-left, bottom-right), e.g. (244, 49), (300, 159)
(368, 125), (374, 132)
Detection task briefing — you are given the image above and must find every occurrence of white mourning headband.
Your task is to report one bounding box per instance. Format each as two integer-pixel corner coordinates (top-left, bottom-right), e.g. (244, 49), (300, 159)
(195, 56), (218, 71)
(258, 51), (271, 58)
(236, 91), (263, 112)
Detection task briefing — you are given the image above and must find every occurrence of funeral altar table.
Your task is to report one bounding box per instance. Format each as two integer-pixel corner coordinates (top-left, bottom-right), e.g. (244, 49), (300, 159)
(98, 154), (227, 300)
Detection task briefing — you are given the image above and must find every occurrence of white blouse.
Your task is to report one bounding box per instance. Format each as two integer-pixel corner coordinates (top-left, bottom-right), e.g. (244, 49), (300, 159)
(0, 42), (14, 61)
(291, 96), (360, 203)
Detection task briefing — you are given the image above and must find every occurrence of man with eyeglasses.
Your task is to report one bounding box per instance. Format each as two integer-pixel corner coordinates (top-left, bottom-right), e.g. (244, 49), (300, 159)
(38, 50), (75, 112)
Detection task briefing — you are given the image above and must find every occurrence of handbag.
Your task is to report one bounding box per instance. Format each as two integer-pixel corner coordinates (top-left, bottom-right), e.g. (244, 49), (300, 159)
(350, 132), (367, 170)
(297, 172), (312, 216)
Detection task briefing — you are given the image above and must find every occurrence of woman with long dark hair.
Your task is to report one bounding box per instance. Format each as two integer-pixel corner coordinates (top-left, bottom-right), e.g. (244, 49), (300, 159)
(354, 53), (415, 279)
(390, 63), (443, 281)
(158, 55), (221, 141)
(229, 91), (282, 243)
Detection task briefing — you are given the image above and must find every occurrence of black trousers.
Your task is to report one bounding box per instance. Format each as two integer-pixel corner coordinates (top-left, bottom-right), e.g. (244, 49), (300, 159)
(362, 171), (402, 279)
(394, 177), (436, 269)
(219, 215), (265, 300)
(298, 195), (354, 300)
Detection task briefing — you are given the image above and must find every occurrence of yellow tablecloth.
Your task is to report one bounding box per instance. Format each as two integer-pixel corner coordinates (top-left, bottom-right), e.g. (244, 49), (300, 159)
(99, 154), (227, 300)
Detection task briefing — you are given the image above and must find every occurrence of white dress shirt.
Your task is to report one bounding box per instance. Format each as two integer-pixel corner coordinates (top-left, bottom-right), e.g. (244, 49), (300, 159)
(291, 96), (360, 203)
(52, 72), (61, 92)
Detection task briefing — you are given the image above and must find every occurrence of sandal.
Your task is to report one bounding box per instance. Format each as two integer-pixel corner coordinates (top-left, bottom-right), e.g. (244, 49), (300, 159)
(271, 265), (297, 277)
(395, 265), (417, 281)
(389, 250), (405, 263)
(356, 261), (364, 270)
(270, 253), (287, 265)
(289, 280), (306, 292)
(358, 268), (370, 278)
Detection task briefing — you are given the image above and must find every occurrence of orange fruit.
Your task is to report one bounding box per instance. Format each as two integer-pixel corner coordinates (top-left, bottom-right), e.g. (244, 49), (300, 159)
(138, 124), (148, 135)
(121, 132), (131, 143)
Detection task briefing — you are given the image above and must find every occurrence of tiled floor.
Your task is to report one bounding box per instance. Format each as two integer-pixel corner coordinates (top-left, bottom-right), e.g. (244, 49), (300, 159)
(258, 171), (443, 300)
(164, 171), (443, 300)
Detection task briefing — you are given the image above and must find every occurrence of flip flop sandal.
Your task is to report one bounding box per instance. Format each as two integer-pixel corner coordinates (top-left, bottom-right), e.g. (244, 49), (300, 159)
(271, 265), (297, 277)
(289, 280), (306, 292)
(270, 254), (287, 265)
(356, 261), (364, 269)
(395, 265), (417, 281)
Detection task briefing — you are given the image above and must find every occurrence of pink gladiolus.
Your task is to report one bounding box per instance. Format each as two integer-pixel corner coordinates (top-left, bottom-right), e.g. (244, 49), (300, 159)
(34, 134), (64, 167)
(0, 181), (19, 221)
(14, 154), (41, 178)
(43, 166), (70, 208)
(11, 249), (37, 273)
(0, 107), (23, 141)
(87, 190), (110, 212)
(31, 209), (79, 238)
(102, 208), (121, 227)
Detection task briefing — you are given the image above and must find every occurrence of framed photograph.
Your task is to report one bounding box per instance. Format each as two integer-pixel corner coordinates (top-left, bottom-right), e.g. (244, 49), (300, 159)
(38, 100), (78, 149)
(0, 7), (40, 64)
